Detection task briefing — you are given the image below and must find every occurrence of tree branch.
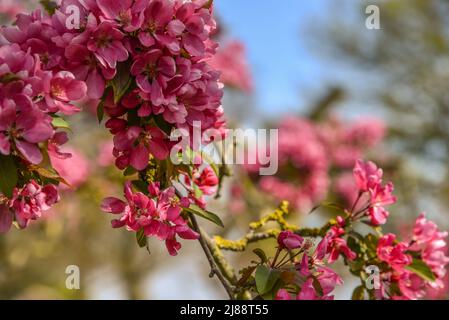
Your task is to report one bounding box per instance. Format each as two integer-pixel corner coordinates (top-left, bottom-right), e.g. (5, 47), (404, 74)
(189, 214), (235, 299)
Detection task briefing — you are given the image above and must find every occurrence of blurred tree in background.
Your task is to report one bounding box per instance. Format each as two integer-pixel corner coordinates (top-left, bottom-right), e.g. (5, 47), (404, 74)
(313, 0), (449, 231)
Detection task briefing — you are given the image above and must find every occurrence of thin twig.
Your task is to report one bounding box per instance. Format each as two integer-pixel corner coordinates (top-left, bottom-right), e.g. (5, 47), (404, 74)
(189, 214), (235, 299)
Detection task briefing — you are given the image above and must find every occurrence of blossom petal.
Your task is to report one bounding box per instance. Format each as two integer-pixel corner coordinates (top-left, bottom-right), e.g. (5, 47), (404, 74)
(15, 139), (43, 164)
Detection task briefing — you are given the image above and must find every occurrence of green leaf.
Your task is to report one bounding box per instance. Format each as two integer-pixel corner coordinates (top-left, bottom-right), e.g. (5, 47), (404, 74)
(405, 258), (436, 282)
(111, 62), (132, 104)
(312, 276), (324, 297)
(183, 204), (224, 228)
(39, 0), (58, 14)
(255, 265), (280, 295)
(123, 166), (137, 177)
(33, 166), (69, 186)
(364, 234), (379, 253)
(136, 229), (147, 248)
(153, 114), (173, 135)
(252, 248), (268, 263)
(193, 183), (203, 199)
(347, 236), (363, 255)
(51, 116), (71, 131)
(351, 285), (365, 300)
(96, 101), (105, 124)
(0, 73), (21, 84)
(309, 201), (345, 214)
(131, 180), (149, 194)
(349, 259), (365, 276)
(0, 155), (18, 198)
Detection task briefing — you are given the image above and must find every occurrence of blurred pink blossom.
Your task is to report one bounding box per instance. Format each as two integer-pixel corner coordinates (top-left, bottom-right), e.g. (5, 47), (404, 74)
(208, 40), (253, 93)
(97, 140), (115, 167)
(50, 147), (90, 190)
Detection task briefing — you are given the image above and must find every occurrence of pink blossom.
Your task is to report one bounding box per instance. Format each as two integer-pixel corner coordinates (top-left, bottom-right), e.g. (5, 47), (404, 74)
(313, 234), (330, 262)
(101, 181), (199, 256)
(31, 70), (87, 115)
(353, 159), (383, 193)
(193, 166), (218, 195)
(64, 42), (114, 99)
(131, 49), (176, 106)
(96, 0), (145, 32)
(297, 278), (319, 300)
(328, 237), (357, 263)
(296, 275), (339, 300)
(368, 182), (396, 225)
(278, 238), (344, 300)
(275, 289), (292, 300)
(410, 213), (449, 280)
(316, 266), (344, 297)
(397, 271), (427, 300)
(0, 42), (85, 166)
(376, 215), (449, 300)
(112, 125), (169, 170)
(47, 132), (71, 159)
(8, 181), (60, 229)
(0, 100), (54, 164)
(377, 234), (412, 272)
(277, 231), (304, 250)
(325, 221), (357, 263)
(86, 20), (129, 69)
(138, 0), (176, 49)
(1, 10), (63, 70)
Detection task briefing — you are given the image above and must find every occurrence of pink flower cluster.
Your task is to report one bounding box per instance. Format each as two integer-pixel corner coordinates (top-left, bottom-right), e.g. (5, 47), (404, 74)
(0, 180), (59, 233)
(208, 40), (253, 93)
(319, 117), (386, 168)
(0, 43), (86, 164)
(245, 116), (385, 212)
(2, 0), (225, 174)
(275, 231), (344, 300)
(90, 0), (224, 171)
(101, 181), (199, 256)
(1, 0), (225, 243)
(0, 34), (86, 230)
(255, 118), (330, 212)
(376, 214), (449, 300)
(351, 159), (397, 225)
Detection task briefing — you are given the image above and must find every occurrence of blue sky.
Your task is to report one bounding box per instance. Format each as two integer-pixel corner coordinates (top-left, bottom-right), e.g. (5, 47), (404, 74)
(215, 0), (332, 116)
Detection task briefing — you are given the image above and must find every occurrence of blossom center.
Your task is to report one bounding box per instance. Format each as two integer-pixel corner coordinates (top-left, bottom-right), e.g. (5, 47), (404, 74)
(96, 34), (111, 48)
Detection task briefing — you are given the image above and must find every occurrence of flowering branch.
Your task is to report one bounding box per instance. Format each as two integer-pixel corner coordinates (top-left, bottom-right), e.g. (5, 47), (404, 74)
(1, 0), (448, 302)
